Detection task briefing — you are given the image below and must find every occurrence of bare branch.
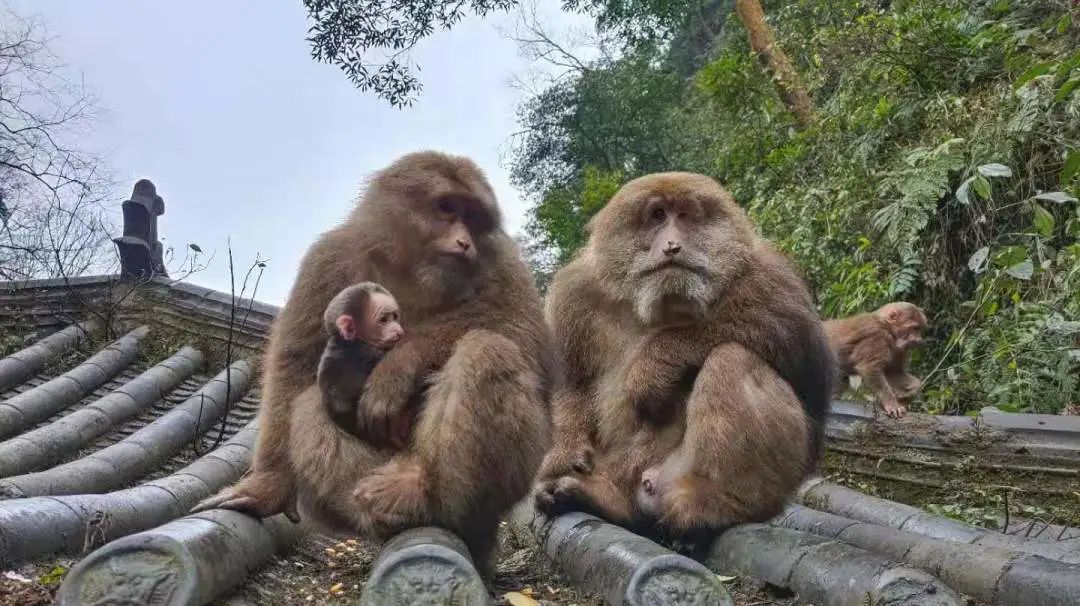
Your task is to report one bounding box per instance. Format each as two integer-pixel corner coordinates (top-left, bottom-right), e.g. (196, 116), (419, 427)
(0, 5), (115, 281)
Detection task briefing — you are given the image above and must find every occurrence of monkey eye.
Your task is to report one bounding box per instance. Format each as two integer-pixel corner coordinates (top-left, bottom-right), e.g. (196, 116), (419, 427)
(436, 198), (456, 215)
(650, 208), (666, 222)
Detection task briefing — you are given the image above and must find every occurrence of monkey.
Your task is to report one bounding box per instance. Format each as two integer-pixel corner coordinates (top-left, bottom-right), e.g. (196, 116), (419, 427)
(824, 302), (928, 419)
(534, 172), (834, 538)
(317, 282), (405, 437)
(193, 151), (556, 567)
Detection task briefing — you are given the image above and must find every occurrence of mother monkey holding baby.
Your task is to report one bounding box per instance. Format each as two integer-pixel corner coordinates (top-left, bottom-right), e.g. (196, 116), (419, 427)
(196, 151), (557, 565)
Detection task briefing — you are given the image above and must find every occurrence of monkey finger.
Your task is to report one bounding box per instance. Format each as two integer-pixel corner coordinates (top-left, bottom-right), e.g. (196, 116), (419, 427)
(215, 496), (263, 515)
(189, 492), (231, 514)
(572, 453), (594, 475)
(284, 500), (302, 524)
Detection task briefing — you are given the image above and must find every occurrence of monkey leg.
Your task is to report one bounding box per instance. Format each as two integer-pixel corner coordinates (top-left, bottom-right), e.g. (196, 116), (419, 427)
(538, 388), (597, 480)
(652, 343), (811, 533)
(365, 329), (550, 562)
(857, 361), (906, 419)
(888, 372), (922, 402)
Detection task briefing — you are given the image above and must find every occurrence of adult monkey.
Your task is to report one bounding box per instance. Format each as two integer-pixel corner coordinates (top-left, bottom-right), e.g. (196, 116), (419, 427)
(535, 172), (833, 535)
(195, 151), (555, 563)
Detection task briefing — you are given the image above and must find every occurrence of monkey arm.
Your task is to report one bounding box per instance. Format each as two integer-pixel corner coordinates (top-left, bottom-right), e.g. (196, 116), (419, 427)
(538, 385), (597, 479)
(357, 320), (472, 448)
(851, 338), (907, 418)
(624, 328), (709, 424)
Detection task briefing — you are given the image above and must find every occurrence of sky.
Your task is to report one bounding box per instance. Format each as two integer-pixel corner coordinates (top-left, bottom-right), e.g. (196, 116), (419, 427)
(9, 0), (590, 305)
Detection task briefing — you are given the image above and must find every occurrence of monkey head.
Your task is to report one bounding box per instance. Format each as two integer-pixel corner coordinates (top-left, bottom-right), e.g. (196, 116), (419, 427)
(876, 302), (927, 350)
(584, 173), (755, 327)
(353, 152), (503, 300)
(323, 282), (404, 350)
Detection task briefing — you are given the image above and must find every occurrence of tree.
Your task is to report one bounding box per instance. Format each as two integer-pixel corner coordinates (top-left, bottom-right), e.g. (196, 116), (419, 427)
(302, 0), (729, 106)
(0, 8), (115, 280)
(303, 0), (518, 107)
(733, 0), (812, 128)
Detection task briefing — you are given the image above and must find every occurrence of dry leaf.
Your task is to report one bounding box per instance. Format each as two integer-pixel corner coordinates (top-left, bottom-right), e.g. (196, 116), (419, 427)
(503, 591), (540, 606)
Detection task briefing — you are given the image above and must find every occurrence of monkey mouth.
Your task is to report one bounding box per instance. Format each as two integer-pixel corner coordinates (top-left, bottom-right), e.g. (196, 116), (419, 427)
(639, 259), (706, 277)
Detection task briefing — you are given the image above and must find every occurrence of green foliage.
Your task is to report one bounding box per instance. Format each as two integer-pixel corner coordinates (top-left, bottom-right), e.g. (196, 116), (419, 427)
(516, 0), (1080, 414)
(38, 565), (67, 587)
(303, 0), (518, 106)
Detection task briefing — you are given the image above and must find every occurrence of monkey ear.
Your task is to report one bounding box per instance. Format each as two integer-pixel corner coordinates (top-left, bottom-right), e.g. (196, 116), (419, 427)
(336, 315), (357, 340)
(884, 308), (901, 323)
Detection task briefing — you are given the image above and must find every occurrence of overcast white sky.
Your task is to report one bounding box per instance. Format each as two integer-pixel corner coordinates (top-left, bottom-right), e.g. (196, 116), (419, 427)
(9, 1), (589, 305)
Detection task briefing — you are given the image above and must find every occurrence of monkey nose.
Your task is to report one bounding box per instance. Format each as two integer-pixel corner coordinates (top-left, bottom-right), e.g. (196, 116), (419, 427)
(457, 239), (471, 251)
(663, 241), (681, 255)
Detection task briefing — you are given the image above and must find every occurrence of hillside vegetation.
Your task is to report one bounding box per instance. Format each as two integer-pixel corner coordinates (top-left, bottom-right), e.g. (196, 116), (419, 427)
(511, 0), (1080, 415)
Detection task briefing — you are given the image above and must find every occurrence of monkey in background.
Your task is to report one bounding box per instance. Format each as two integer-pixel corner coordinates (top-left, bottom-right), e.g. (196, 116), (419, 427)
(824, 302), (928, 419)
(317, 282), (405, 438)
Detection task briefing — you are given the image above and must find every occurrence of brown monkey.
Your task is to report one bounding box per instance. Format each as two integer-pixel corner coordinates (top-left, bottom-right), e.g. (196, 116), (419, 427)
(317, 282), (405, 437)
(194, 152), (556, 566)
(535, 172), (834, 536)
(824, 302), (928, 419)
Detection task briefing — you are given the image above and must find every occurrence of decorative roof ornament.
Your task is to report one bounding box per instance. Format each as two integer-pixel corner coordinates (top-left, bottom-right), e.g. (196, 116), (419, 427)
(113, 179), (167, 279)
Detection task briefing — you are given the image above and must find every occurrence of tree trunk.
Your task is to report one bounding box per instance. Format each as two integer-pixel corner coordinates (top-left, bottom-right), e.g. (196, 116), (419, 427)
(734, 0), (813, 128)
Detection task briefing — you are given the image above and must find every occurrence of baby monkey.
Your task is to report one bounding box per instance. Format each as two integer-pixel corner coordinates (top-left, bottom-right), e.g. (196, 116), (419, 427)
(318, 282), (404, 436)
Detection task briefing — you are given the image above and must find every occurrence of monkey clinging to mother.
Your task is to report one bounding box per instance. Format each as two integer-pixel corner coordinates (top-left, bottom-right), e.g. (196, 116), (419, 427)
(194, 151), (558, 567)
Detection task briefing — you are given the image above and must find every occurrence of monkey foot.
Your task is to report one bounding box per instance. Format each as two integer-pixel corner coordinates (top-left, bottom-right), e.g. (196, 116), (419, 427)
(534, 475), (592, 516)
(191, 472), (300, 523)
(881, 400), (907, 419)
(352, 459), (428, 538)
(537, 445), (594, 480)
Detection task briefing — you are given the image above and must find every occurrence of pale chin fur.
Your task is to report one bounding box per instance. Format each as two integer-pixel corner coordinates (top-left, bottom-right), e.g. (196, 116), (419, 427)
(633, 270), (713, 327)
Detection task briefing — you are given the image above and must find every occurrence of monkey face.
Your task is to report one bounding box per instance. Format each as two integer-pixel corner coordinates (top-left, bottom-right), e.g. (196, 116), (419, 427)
(362, 291), (404, 349)
(586, 173), (755, 326)
(426, 194), (496, 263)
(879, 303), (927, 350)
(357, 152), (504, 300)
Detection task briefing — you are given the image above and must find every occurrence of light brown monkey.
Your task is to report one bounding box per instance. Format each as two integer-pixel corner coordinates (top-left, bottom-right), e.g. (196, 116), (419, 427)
(317, 282), (404, 437)
(824, 302), (928, 419)
(194, 152), (556, 566)
(535, 172), (834, 537)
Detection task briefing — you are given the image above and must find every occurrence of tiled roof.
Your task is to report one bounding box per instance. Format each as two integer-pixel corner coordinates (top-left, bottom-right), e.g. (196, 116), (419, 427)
(0, 279), (269, 567)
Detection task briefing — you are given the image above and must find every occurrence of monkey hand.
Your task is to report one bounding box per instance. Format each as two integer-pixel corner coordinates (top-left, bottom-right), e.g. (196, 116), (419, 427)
(537, 441), (594, 480)
(190, 471), (301, 523)
(357, 367), (418, 450)
(625, 356), (686, 425)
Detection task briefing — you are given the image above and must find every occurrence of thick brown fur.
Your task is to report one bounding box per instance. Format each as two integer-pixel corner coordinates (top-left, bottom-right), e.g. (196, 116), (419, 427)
(824, 302), (927, 419)
(194, 151), (556, 566)
(535, 172), (834, 536)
